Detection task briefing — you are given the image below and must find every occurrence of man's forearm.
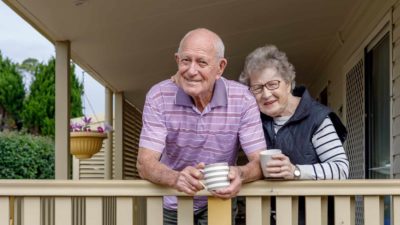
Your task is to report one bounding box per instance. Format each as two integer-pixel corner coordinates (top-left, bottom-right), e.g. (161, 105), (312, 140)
(142, 162), (178, 187)
(137, 151), (178, 188)
(237, 159), (263, 183)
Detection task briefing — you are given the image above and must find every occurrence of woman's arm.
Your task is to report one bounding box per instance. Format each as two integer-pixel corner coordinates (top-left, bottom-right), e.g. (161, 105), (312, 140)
(298, 116), (349, 180)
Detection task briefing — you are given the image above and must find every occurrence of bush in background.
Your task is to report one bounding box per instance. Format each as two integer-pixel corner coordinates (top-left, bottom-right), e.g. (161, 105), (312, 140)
(0, 132), (54, 179)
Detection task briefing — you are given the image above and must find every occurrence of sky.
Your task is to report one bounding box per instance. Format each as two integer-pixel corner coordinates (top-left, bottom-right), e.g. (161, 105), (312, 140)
(0, 0), (105, 115)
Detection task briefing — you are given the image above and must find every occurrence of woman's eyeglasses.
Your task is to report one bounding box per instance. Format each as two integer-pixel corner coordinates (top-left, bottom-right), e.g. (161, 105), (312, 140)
(249, 80), (281, 94)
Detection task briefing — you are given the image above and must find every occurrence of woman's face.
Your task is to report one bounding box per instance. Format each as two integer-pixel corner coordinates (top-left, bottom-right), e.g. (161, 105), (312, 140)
(249, 67), (292, 117)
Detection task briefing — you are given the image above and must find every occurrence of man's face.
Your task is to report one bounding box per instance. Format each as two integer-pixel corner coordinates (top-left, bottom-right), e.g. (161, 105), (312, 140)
(175, 35), (226, 100)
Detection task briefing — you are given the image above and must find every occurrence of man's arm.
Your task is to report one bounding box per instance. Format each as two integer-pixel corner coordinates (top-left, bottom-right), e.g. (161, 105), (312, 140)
(237, 150), (263, 182)
(137, 147), (205, 195)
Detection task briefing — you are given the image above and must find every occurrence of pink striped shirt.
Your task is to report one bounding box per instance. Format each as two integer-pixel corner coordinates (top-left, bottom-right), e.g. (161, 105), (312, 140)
(139, 77), (266, 210)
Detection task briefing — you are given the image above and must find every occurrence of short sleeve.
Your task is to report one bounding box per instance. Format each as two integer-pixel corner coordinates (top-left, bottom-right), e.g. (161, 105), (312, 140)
(139, 89), (168, 153)
(238, 91), (267, 154)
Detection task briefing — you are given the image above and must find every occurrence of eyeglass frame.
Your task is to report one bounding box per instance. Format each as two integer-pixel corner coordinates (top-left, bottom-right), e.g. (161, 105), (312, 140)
(248, 80), (281, 94)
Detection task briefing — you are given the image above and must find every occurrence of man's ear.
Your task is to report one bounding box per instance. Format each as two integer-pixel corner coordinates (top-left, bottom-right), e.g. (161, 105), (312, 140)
(216, 58), (227, 79)
(175, 53), (180, 65)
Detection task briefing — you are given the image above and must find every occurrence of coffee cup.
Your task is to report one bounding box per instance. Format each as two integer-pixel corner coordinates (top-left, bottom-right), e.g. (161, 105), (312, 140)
(260, 149), (282, 178)
(201, 162), (230, 191)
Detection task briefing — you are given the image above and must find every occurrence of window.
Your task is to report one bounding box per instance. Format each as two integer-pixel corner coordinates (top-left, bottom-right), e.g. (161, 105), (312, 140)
(365, 33), (390, 179)
(365, 32), (391, 225)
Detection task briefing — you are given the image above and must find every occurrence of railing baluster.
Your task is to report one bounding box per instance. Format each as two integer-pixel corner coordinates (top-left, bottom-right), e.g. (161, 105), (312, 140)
(276, 196), (294, 225)
(23, 197), (40, 225)
(262, 197), (271, 225)
(246, 196), (270, 225)
(364, 196), (383, 225)
(147, 197), (163, 225)
(86, 197), (102, 225)
(116, 197), (133, 225)
(0, 197), (10, 225)
(306, 196), (327, 225)
(322, 196), (328, 225)
(394, 196), (400, 225)
(334, 196), (355, 225)
(208, 197), (231, 225)
(178, 196), (193, 225)
(55, 197), (72, 225)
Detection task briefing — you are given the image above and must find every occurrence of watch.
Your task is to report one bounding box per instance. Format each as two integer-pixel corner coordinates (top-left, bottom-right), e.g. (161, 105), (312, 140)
(293, 165), (301, 179)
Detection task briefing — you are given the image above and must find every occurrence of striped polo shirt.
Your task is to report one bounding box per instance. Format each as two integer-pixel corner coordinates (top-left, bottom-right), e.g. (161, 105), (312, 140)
(139, 77), (266, 210)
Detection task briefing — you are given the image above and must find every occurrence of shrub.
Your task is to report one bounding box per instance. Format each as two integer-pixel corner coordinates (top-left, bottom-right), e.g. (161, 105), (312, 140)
(0, 132), (54, 179)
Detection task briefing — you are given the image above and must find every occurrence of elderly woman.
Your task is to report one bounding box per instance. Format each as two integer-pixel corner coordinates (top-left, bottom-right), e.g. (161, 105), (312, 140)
(239, 45), (348, 225)
(239, 44), (348, 180)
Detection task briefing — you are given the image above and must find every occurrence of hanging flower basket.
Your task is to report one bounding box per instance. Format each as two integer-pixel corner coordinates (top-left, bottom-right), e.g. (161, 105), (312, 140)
(70, 132), (107, 159)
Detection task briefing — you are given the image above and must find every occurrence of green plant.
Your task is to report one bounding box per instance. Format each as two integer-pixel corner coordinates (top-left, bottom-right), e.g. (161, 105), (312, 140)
(0, 131), (54, 179)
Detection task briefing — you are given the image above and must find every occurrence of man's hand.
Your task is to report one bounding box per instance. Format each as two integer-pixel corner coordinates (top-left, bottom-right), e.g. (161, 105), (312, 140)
(174, 162), (205, 195)
(211, 166), (242, 199)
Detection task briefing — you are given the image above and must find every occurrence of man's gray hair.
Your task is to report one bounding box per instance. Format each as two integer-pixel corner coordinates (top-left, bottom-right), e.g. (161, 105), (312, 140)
(177, 28), (225, 59)
(239, 45), (296, 89)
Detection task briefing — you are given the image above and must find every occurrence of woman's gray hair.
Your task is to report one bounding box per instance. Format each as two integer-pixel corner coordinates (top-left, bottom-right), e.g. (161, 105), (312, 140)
(239, 45), (296, 89)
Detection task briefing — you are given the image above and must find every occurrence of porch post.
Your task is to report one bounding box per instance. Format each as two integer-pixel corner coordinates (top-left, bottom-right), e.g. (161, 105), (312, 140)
(55, 41), (71, 179)
(105, 87), (114, 179)
(114, 92), (124, 179)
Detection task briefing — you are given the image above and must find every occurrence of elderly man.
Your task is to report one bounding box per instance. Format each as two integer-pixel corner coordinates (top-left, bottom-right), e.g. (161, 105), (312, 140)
(137, 28), (266, 225)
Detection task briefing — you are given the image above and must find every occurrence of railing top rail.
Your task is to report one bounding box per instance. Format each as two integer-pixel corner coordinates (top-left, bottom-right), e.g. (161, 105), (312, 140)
(1, 179), (400, 196)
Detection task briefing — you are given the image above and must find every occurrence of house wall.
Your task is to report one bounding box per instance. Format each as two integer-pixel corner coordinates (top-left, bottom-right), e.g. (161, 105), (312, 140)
(309, 0), (400, 177)
(310, 0), (395, 116)
(393, 1), (400, 178)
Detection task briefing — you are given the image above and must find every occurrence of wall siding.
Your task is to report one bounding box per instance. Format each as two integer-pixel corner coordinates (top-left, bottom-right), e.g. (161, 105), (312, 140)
(393, 1), (400, 176)
(123, 101), (142, 180)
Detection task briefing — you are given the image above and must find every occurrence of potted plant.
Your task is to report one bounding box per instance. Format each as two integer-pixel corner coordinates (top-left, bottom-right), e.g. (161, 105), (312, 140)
(70, 116), (110, 159)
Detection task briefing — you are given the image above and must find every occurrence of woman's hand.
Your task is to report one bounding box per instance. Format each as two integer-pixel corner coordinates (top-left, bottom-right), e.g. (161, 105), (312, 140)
(265, 154), (296, 179)
(170, 71), (182, 88)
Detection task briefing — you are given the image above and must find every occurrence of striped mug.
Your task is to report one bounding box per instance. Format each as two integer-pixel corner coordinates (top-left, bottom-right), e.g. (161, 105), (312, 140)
(202, 162), (230, 191)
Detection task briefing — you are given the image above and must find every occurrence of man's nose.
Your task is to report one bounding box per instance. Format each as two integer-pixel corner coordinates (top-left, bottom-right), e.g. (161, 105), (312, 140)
(188, 62), (199, 75)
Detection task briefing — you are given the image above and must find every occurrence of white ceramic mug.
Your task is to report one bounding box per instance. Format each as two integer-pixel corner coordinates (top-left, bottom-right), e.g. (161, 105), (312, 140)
(202, 162), (230, 191)
(260, 149), (282, 178)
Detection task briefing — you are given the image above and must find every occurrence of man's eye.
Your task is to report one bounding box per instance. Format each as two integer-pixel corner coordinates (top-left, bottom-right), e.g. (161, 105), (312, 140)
(199, 61), (207, 66)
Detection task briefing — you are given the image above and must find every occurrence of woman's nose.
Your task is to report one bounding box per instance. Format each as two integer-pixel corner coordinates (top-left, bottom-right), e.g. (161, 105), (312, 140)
(261, 86), (272, 98)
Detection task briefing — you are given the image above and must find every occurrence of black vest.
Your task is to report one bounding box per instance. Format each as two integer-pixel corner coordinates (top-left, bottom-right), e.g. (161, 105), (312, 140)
(261, 86), (347, 165)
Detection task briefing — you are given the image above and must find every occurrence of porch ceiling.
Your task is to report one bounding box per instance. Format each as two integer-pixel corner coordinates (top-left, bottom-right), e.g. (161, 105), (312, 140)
(5, 0), (361, 109)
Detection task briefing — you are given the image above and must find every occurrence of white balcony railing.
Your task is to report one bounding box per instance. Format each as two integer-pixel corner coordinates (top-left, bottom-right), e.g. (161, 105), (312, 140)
(0, 179), (400, 225)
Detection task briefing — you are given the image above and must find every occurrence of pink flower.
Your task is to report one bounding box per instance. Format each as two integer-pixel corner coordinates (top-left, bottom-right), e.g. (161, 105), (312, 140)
(70, 116), (112, 133)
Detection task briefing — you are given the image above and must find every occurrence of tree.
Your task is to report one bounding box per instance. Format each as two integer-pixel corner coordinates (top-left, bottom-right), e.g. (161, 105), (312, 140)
(21, 57), (84, 136)
(0, 52), (25, 131)
(19, 58), (39, 75)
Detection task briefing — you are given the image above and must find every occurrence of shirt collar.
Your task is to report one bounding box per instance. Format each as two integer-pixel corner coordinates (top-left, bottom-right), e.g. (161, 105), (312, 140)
(175, 78), (227, 108)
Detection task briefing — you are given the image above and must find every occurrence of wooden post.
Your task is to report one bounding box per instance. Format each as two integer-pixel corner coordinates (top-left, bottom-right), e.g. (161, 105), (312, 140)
(55, 41), (71, 180)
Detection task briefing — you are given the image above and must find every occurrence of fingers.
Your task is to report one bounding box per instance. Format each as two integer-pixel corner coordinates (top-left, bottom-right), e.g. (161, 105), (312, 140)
(174, 166), (205, 195)
(266, 164), (294, 179)
(175, 175), (197, 195)
(212, 182), (240, 199)
(196, 162), (205, 171)
(266, 155), (295, 179)
(212, 167), (242, 199)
